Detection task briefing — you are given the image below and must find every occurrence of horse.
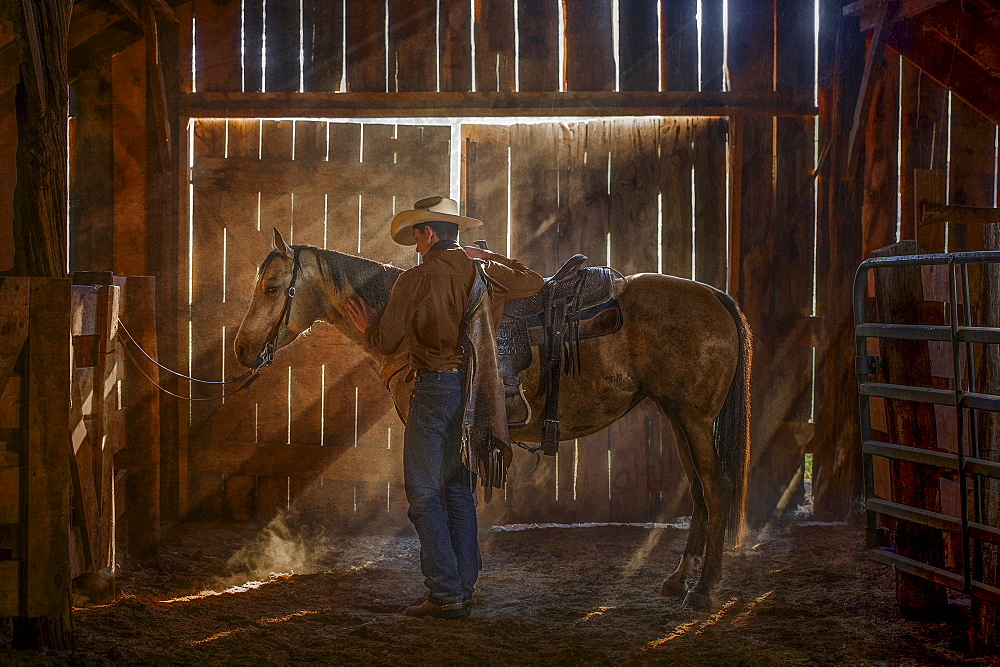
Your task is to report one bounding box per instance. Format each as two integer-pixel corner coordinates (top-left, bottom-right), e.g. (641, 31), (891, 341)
(234, 227), (752, 610)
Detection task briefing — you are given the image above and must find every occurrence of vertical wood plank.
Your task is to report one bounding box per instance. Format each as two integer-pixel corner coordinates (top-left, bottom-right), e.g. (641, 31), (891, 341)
(949, 97), (995, 251)
(193, 0), (243, 92)
(700, 0), (724, 92)
(439, 0), (472, 92)
(243, 0), (264, 92)
(304, 0), (344, 92)
(727, 0), (774, 92)
(618, 0), (658, 91)
(474, 0), (515, 93)
(564, 0), (614, 92)
(112, 40), (148, 277)
(69, 59), (114, 273)
(462, 124), (510, 253)
(693, 118), (728, 290)
(516, 0), (559, 92)
(123, 276), (161, 558)
(346, 0), (387, 92)
(862, 51), (900, 255)
(265, 0), (301, 92)
(509, 123), (562, 275)
(611, 118), (659, 275)
(562, 121), (611, 265)
(662, 0), (698, 92)
(325, 122), (363, 254)
(388, 0), (437, 92)
(177, 2), (194, 93)
(25, 278), (72, 622)
(575, 431), (611, 523)
(0, 90), (16, 273)
(658, 118), (694, 278)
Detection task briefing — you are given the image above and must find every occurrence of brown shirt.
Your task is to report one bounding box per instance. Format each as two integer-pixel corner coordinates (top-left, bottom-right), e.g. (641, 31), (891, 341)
(366, 244), (543, 371)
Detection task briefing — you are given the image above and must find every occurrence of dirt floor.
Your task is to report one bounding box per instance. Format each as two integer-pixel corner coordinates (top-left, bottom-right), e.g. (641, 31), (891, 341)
(1, 513), (996, 666)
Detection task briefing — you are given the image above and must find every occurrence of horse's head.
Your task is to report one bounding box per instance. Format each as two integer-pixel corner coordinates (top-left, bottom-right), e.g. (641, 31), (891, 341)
(234, 228), (325, 368)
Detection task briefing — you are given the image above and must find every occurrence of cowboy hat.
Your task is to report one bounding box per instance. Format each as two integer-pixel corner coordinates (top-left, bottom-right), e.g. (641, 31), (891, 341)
(389, 196), (483, 245)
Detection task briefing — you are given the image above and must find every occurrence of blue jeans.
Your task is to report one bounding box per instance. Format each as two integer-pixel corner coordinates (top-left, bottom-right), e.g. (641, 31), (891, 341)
(404, 369), (480, 605)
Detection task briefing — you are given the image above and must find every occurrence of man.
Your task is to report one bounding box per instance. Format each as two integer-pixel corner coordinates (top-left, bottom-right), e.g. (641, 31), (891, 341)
(345, 196), (543, 619)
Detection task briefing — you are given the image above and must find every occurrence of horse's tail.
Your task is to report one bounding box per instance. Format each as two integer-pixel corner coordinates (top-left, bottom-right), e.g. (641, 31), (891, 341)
(714, 290), (752, 549)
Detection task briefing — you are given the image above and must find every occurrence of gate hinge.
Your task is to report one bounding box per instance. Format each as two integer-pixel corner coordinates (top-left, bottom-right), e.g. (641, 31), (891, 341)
(855, 355), (882, 376)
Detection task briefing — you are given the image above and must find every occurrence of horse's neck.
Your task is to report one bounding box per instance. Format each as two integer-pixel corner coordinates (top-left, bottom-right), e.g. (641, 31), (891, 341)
(308, 247), (403, 367)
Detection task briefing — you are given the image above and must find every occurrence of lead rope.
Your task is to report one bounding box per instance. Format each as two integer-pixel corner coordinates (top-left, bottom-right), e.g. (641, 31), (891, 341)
(117, 320), (265, 401)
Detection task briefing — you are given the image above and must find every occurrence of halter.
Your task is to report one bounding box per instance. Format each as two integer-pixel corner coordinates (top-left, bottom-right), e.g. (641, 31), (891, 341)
(258, 247), (301, 369)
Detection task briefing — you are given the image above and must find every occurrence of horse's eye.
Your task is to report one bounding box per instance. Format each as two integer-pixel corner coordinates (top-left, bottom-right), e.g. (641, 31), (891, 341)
(265, 285), (279, 294)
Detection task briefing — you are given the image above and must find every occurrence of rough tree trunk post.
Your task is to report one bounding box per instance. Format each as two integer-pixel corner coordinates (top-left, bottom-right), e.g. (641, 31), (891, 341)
(5, 0), (74, 653)
(973, 223), (1000, 653)
(6, 0), (72, 278)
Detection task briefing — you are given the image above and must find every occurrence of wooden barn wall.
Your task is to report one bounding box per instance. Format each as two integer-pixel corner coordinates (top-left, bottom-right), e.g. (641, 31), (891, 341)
(173, 0), (827, 529)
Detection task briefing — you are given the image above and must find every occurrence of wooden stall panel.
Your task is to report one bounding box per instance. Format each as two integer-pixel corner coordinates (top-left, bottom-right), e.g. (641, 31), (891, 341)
(189, 119), (450, 529)
(658, 118), (694, 279)
(266, 0), (301, 93)
(462, 124), (510, 253)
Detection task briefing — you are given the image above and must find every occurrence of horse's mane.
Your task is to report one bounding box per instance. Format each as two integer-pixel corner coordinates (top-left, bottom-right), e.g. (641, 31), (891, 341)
(304, 246), (401, 312)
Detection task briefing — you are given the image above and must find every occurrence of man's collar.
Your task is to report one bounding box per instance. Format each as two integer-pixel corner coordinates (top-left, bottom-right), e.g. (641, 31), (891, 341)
(430, 239), (460, 251)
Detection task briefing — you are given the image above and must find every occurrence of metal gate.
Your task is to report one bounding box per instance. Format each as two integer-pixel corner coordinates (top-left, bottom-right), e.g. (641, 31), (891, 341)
(855, 250), (1000, 604)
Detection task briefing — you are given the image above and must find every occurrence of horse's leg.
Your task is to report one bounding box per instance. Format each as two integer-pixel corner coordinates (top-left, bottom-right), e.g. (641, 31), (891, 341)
(675, 413), (732, 611)
(658, 415), (708, 599)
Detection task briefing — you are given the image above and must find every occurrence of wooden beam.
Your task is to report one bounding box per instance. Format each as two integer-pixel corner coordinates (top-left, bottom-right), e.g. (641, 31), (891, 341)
(886, 18), (1000, 125)
(110, 0), (141, 26)
(844, 0), (952, 27)
(181, 90), (818, 118)
(141, 4), (170, 167)
(845, 1), (899, 181)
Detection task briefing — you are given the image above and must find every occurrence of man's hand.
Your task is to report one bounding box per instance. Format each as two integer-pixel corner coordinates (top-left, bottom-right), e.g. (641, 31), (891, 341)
(463, 246), (494, 260)
(345, 297), (379, 334)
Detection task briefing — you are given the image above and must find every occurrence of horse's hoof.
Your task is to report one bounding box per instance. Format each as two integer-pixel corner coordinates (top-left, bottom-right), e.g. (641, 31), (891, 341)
(659, 578), (688, 598)
(682, 591), (713, 611)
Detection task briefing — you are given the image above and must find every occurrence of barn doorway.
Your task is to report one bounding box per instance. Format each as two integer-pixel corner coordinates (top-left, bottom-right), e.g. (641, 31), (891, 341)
(182, 115), (737, 530)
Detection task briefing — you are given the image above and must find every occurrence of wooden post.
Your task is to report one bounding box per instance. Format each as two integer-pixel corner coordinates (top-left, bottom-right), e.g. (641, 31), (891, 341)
(12, 278), (72, 651)
(872, 240), (948, 619)
(972, 223), (1000, 653)
(121, 277), (161, 559)
(6, 0), (72, 278)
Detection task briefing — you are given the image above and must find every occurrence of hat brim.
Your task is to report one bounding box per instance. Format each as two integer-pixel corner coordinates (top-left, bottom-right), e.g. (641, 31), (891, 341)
(390, 209), (484, 245)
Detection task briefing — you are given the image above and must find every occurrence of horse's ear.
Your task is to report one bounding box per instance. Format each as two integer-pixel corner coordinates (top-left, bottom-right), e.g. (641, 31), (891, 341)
(273, 227), (293, 258)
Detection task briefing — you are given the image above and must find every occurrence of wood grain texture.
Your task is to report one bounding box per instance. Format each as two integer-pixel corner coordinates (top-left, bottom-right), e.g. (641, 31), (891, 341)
(439, 0), (471, 92)
(346, 0), (386, 92)
(388, 0), (437, 92)
(693, 118), (728, 290)
(25, 279), (72, 619)
(663, 0), (697, 92)
(516, 0), (558, 92)
(461, 124), (510, 253)
(112, 39), (148, 276)
(564, 0), (614, 92)
(618, 0), (658, 91)
(658, 118), (694, 278)
(303, 0), (343, 92)
(610, 118), (659, 275)
(474, 0), (515, 92)
(69, 58), (114, 273)
(193, 0), (242, 92)
(265, 0), (301, 93)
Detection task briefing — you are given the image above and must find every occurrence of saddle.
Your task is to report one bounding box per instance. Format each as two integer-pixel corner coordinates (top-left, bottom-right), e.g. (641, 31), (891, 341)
(496, 254), (623, 456)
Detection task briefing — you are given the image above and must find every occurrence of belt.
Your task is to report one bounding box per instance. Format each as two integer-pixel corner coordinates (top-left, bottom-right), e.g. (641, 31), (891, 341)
(417, 368), (460, 374)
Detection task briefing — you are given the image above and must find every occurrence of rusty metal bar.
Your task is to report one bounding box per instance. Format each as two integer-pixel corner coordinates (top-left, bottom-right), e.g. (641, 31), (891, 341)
(854, 249), (1000, 599)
